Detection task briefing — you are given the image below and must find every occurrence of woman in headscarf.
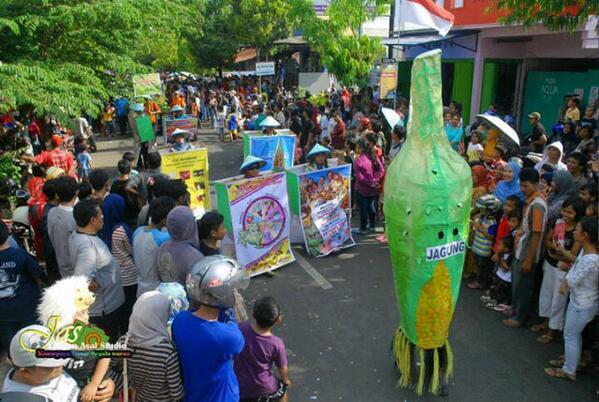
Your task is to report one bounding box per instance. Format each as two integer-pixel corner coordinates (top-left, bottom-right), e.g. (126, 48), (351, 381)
(535, 142), (567, 173)
(122, 291), (184, 402)
(100, 193), (126, 248)
(107, 194), (137, 325)
(546, 170), (577, 225)
(494, 161), (524, 203)
(156, 206), (204, 285)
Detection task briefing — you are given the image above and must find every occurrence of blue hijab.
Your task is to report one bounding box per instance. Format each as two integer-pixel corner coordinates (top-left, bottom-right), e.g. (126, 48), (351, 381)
(101, 193), (131, 250)
(494, 161), (524, 203)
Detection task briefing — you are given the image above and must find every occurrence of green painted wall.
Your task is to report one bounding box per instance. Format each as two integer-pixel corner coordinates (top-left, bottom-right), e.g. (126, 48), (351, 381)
(521, 69), (599, 132)
(451, 61), (474, 125)
(479, 62), (498, 112)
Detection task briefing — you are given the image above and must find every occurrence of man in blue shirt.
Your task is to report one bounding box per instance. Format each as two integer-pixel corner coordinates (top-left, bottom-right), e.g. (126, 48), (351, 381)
(114, 96), (129, 135)
(172, 256), (249, 402)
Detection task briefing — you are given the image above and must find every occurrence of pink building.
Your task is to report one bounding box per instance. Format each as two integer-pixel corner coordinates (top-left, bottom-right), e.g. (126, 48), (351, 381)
(386, 0), (598, 130)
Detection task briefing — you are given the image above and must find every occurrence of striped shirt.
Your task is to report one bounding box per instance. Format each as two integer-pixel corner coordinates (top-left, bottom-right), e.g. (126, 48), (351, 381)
(125, 340), (184, 402)
(112, 226), (137, 286)
(472, 216), (497, 257)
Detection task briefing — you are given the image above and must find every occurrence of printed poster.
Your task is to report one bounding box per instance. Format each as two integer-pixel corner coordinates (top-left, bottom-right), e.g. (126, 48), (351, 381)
(227, 173), (295, 276)
(163, 116), (198, 142)
(132, 73), (162, 97)
(379, 60), (398, 100)
(298, 164), (354, 257)
(161, 149), (210, 214)
(248, 135), (296, 171)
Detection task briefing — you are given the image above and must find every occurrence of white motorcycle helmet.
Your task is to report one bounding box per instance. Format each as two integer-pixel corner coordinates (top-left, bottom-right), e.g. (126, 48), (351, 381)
(186, 255), (250, 309)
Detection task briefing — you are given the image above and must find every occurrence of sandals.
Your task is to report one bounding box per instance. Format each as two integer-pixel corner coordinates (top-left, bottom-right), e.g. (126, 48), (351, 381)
(544, 367), (576, 381)
(536, 333), (555, 344)
(503, 318), (521, 328)
(530, 322), (548, 332)
(467, 282), (484, 290)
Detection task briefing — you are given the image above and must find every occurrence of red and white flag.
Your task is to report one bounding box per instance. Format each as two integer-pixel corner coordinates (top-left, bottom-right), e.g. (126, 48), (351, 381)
(394, 0), (455, 36)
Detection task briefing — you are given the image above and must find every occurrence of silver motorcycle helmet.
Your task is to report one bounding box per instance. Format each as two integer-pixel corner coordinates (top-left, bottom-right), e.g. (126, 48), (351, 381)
(186, 255), (250, 309)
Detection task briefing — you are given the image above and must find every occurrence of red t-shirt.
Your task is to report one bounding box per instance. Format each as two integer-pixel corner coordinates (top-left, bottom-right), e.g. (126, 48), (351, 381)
(493, 215), (511, 253)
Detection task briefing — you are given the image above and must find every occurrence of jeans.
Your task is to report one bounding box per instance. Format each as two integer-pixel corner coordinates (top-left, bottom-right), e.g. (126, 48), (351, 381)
(562, 300), (598, 375)
(356, 192), (377, 231)
(512, 259), (536, 324)
(474, 254), (493, 289)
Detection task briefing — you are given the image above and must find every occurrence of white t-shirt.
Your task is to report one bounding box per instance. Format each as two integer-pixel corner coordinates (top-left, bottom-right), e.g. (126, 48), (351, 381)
(2, 369), (80, 402)
(495, 252), (512, 283)
(467, 142), (483, 161)
(72, 117), (90, 138)
(215, 112), (226, 129)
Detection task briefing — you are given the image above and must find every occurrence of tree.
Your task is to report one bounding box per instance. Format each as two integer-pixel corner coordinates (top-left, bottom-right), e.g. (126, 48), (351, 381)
(187, 0), (241, 76)
(0, 0), (201, 120)
(493, 0), (599, 32)
(290, 0), (391, 86)
(232, 0), (295, 61)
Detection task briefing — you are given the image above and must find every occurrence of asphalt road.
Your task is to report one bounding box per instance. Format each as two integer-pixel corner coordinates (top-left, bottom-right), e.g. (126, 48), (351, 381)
(92, 128), (597, 402)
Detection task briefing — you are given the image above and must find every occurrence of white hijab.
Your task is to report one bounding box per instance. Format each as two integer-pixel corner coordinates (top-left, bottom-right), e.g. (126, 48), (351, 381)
(128, 291), (171, 348)
(535, 141), (567, 172)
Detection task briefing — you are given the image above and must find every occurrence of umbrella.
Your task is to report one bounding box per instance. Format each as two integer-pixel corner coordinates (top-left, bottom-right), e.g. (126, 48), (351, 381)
(258, 116), (281, 128)
(381, 107), (404, 128)
(476, 114), (520, 146)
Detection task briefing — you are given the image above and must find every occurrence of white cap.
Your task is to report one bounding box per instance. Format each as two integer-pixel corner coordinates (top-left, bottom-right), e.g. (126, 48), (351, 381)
(10, 325), (71, 368)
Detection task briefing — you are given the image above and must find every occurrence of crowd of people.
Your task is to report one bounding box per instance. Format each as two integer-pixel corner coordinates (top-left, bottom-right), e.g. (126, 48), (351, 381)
(0, 72), (598, 400)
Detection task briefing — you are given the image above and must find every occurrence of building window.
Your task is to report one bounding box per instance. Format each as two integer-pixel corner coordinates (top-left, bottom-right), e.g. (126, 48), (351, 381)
(436, 0), (444, 7)
(453, 0), (463, 8)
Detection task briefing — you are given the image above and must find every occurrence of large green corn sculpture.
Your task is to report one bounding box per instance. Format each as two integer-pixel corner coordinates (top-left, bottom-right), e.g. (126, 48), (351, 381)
(384, 49), (472, 395)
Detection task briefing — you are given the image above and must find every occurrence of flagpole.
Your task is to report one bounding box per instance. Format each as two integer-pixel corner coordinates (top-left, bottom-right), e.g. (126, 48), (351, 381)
(394, 0), (401, 111)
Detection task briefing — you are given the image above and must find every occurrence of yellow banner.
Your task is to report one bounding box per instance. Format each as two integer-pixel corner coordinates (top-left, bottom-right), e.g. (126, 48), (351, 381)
(161, 149), (210, 214)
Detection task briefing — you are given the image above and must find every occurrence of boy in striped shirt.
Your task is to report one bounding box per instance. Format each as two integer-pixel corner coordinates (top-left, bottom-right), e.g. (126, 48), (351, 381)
(468, 194), (500, 290)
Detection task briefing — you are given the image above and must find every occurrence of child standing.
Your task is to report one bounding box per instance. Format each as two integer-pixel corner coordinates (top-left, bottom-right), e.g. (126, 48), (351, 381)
(482, 236), (514, 310)
(492, 195), (521, 259)
(234, 297), (291, 402)
(216, 106), (226, 142)
(76, 142), (92, 182)
(468, 194), (500, 290)
(466, 131), (483, 162)
(226, 108), (239, 141)
(197, 211), (227, 256)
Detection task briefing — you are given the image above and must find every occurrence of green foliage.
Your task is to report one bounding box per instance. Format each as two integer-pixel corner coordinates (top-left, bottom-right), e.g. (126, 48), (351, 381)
(233, 0), (294, 57)
(0, 0), (202, 119)
(492, 0), (598, 32)
(189, 0), (294, 73)
(0, 149), (24, 183)
(309, 92), (329, 107)
(290, 0), (391, 86)
(188, 0), (240, 72)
